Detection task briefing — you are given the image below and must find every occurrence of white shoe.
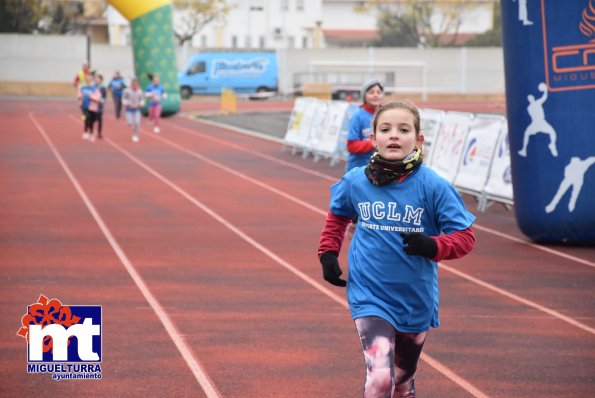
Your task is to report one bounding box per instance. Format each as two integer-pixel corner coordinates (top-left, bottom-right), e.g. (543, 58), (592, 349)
(132, 135), (139, 143)
(89, 135), (96, 142)
(153, 126), (160, 134)
(82, 133), (89, 140)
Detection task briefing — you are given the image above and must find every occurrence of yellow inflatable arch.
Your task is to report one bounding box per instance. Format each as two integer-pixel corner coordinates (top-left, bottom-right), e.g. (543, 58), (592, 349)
(108, 0), (180, 115)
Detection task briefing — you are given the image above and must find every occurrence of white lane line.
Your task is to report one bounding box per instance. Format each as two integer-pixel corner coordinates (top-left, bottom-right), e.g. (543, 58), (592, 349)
(34, 113), (222, 398)
(141, 128), (327, 217)
(168, 117), (595, 269)
(165, 118), (337, 181)
(471, 224), (595, 269)
(140, 125), (595, 336)
(440, 263), (595, 335)
(103, 134), (490, 398)
(183, 114), (286, 144)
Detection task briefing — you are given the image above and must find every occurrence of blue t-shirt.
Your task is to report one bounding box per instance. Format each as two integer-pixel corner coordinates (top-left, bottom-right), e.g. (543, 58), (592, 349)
(79, 84), (96, 110)
(346, 107), (376, 171)
(109, 77), (126, 96)
(329, 165), (476, 333)
(145, 84), (165, 107)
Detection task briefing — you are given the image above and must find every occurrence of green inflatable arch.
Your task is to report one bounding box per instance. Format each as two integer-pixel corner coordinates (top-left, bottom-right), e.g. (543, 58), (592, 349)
(108, 0), (180, 115)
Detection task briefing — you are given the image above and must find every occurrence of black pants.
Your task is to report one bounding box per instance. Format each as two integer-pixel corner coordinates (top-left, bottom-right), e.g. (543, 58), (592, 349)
(113, 95), (122, 119)
(82, 109), (90, 132)
(95, 111), (103, 137)
(86, 111), (98, 135)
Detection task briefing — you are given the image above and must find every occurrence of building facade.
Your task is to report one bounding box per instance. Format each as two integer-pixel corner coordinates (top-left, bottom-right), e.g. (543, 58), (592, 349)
(106, 0), (495, 49)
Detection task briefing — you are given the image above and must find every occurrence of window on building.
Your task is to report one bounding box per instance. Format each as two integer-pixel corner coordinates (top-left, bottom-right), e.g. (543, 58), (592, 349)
(297, 0), (304, 11)
(231, 36), (238, 48)
(201, 35), (207, 48)
(287, 36), (295, 48)
(250, 0), (264, 11)
(302, 36), (308, 48)
(245, 35), (252, 48)
(259, 36), (266, 48)
(281, 0), (289, 12)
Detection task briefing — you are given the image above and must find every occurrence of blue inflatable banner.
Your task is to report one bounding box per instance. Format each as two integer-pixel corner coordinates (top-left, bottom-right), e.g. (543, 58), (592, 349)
(501, 0), (595, 243)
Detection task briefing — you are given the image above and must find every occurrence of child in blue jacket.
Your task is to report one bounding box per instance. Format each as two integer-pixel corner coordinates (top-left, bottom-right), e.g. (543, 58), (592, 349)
(345, 79), (385, 172)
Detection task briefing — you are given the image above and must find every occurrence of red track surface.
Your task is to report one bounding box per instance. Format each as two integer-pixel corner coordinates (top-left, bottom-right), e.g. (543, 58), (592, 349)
(1, 98), (594, 398)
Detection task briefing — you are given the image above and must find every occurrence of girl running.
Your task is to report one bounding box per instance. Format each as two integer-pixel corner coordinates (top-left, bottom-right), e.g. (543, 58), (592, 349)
(318, 101), (476, 397)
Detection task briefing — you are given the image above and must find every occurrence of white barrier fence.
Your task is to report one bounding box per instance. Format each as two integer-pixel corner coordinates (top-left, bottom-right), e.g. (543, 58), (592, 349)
(282, 97), (513, 211)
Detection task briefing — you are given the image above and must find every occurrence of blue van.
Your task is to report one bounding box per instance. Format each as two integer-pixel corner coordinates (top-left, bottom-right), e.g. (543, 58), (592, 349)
(178, 51), (278, 98)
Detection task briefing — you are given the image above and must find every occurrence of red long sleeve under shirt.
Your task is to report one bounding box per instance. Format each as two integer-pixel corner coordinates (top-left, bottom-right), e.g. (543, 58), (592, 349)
(318, 211), (475, 262)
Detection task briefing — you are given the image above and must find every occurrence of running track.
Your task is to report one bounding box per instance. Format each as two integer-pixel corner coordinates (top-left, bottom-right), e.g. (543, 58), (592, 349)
(1, 98), (594, 397)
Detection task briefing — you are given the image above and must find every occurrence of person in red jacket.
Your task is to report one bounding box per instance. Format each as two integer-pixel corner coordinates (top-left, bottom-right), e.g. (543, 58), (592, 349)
(346, 79), (385, 172)
(344, 79), (385, 237)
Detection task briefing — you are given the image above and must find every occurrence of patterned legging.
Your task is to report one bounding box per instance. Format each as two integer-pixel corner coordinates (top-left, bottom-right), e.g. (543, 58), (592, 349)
(354, 317), (428, 398)
(148, 104), (162, 127)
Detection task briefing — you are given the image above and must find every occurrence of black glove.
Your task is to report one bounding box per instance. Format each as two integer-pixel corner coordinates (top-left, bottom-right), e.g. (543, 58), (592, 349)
(319, 252), (347, 287)
(400, 233), (438, 259)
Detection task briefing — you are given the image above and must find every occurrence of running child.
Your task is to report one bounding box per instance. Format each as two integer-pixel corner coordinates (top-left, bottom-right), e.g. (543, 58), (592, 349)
(73, 60), (91, 89)
(346, 79), (385, 172)
(108, 70), (126, 119)
(145, 73), (167, 133)
(77, 73), (97, 140)
(92, 74), (107, 139)
(122, 78), (145, 143)
(318, 101), (476, 397)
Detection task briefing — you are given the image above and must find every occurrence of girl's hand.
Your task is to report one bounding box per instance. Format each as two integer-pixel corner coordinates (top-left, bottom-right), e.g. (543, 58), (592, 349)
(320, 252), (347, 287)
(400, 233), (438, 259)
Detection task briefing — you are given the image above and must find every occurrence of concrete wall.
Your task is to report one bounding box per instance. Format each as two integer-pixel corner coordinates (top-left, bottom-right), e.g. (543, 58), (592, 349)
(0, 33), (504, 99)
(0, 34), (86, 82)
(278, 47), (505, 97)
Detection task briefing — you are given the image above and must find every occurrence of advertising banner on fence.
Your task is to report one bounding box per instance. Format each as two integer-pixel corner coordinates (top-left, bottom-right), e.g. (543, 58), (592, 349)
(337, 104), (360, 162)
(483, 122), (514, 204)
(419, 108), (445, 167)
(284, 97), (307, 147)
(454, 115), (505, 195)
(428, 111), (474, 183)
(501, 0), (595, 243)
(284, 97), (318, 149)
(311, 101), (350, 157)
(305, 99), (330, 154)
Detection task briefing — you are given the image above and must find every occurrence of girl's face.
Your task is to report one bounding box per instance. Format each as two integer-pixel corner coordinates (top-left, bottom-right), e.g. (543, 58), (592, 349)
(370, 108), (424, 161)
(364, 85), (384, 107)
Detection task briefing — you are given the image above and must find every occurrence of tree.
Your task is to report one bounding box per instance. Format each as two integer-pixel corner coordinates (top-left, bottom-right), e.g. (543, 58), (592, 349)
(172, 0), (232, 46)
(372, 0), (472, 47)
(466, 1), (501, 47)
(0, 0), (103, 35)
(38, 3), (78, 34)
(0, 0), (45, 33)
(375, 3), (429, 47)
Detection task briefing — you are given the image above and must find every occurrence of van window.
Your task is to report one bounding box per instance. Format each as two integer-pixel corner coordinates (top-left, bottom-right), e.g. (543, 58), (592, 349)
(188, 62), (206, 75)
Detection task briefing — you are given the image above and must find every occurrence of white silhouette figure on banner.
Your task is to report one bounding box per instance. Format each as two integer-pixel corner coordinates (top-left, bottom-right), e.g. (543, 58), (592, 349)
(545, 156), (595, 213)
(518, 83), (558, 158)
(513, 0), (533, 25)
